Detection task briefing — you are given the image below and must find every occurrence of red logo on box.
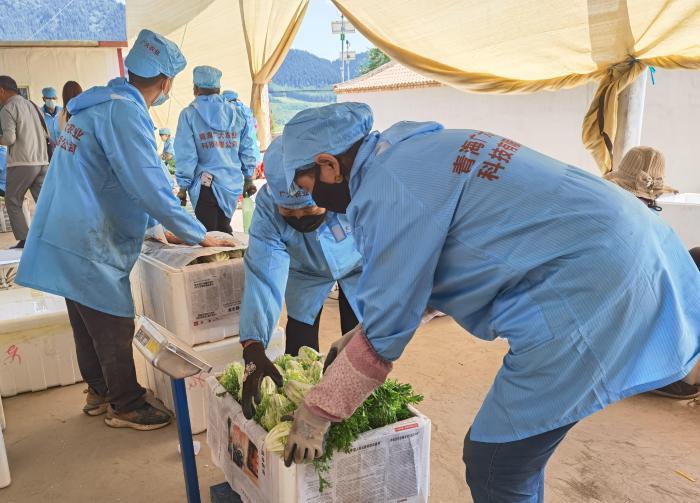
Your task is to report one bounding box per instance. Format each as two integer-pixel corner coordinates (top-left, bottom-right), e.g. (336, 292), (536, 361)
(394, 422), (418, 432)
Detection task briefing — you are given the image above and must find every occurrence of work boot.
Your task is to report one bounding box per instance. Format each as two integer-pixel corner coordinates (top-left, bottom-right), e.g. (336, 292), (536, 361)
(9, 240), (24, 249)
(83, 387), (108, 416)
(104, 402), (172, 431)
(651, 380), (699, 399)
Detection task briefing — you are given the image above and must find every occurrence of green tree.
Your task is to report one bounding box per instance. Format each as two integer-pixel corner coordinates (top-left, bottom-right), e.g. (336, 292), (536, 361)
(359, 48), (390, 75)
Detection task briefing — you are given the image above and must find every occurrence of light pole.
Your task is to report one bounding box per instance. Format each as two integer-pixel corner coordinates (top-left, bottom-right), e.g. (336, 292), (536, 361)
(331, 15), (355, 82)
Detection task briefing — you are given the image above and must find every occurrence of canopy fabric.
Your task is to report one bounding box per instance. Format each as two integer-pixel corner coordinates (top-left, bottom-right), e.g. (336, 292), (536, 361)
(240, 0), (309, 149)
(126, 0), (251, 133)
(333, 0), (700, 172)
(125, 0), (305, 149)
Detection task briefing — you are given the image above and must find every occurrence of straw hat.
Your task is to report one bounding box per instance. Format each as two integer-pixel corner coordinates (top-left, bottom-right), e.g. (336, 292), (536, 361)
(604, 146), (677, 200)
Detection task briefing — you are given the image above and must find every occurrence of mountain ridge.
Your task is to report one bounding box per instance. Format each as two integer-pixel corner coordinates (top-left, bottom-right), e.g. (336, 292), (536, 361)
(271, 49), (370, 89)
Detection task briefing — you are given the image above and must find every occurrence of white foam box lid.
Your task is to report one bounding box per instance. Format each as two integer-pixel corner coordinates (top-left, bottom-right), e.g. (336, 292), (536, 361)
(0, 289), (81, 397)
(658, 193), (700, 249)
(206, 377), (431, 503)
(133, 253), (244, 347)
(134, 328), (285, 435)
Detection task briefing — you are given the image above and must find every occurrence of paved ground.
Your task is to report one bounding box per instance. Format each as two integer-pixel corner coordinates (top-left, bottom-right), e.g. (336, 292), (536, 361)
(1, 298), (698, 502)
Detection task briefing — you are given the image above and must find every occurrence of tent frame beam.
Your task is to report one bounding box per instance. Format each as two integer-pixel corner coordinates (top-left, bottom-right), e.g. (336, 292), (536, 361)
(612, 71), (647, 169)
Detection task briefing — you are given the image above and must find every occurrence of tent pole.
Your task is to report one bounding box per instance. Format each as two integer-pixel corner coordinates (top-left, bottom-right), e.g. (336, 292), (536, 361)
(612, 71), (647, 169)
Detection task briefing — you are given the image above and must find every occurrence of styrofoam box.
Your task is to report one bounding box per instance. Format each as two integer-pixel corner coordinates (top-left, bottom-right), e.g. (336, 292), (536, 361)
(0, 289), (81, 397)
(658, 193), (700, 249)
(206, 377), (431, 503)
(133, 253), (245, 346)
(134, 328), (285, 434)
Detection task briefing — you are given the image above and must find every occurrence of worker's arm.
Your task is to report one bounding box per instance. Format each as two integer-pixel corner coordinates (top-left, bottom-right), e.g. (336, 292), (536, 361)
(239, 187), (291, 348)
(237, 110), (258, 179)
(0, 106), (16, 146)
(104, 101), (206, 245)
(303, 171), (448, 424)
(174, 109), (197, 189)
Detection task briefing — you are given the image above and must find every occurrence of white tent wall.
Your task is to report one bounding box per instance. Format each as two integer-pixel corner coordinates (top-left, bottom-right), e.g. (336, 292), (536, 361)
(338, 69), (700, 192)
(0, 47), (121, 105)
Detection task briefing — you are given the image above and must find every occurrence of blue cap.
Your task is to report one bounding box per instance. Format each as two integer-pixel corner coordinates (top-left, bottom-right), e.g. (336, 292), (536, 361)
(222, 90), (239, 101)
(282, 102), (373, 186)
(159, 128), (171, 135)
(42, 87), (58, 98)
(125, 29), (187, 78)
(193, 66), (222, 89)
(265, 137), (314, 209)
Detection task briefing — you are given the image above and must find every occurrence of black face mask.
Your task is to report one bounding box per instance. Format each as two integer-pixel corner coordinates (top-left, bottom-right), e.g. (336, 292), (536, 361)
(284, 213), (326, 233)
(312, 177), (352, 214)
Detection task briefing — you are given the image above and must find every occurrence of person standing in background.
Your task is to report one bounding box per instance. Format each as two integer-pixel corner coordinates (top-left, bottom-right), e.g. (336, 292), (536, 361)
(175, 67), (258, 233)
(0, 75), (49, 249)
(223, 90), (261, 172)
(0, 145), (6, 197)
(159, 127), (175, 163)
(15, 30), (229, 431)
(159, 128), (176, 190)
(58, 81), (83, 131)
(40, 87), (62, 145)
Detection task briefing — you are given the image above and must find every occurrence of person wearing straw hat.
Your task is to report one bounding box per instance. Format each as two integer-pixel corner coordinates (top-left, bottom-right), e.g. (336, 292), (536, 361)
(604, 146), (677, 210)
(605, 146), (697, 400)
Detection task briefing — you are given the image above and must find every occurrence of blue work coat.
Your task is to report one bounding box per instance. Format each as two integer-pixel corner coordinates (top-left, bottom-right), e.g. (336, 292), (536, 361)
(175, 95), (257, 218)
(346, 121), (700, 442)
(41, 104), (62, 143)
(239, 184), (362, 348)
(16, 78), (206, 317)
(223, 98), (260, 170)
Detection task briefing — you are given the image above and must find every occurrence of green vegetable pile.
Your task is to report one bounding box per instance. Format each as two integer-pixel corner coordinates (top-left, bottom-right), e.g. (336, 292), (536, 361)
(217, 346), (423, 492)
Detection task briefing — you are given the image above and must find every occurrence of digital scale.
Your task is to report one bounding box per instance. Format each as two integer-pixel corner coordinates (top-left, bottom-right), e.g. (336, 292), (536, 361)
(133, 316), (212, 503)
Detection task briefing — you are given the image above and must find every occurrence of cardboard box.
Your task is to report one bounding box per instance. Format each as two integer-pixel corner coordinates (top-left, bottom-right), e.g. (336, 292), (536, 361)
(135, 328), (285, 434)
(206, 377), (431, 503)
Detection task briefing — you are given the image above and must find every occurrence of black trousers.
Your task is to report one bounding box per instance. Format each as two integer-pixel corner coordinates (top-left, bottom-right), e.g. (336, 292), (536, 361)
(195, 185), (233, 234)
(65, 299), (145, 412)
(285, 285), (358, 356)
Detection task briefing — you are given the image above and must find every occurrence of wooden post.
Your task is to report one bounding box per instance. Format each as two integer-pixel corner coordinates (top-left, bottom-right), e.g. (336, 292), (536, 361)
(613, 71), (648, 169)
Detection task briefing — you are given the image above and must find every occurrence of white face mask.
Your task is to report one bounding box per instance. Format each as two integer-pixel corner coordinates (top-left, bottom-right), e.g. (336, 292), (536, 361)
(45, 99), (57, 108)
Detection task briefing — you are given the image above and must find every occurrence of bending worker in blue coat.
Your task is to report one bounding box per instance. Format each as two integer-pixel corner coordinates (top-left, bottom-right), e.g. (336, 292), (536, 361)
(175, 67), (257, 233)
(255, 103), (698, 501)
(237, 137), (362, 419)
(16, 30), (230, 432)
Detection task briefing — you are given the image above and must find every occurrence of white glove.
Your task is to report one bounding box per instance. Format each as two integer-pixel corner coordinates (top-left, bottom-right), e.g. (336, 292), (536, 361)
(283, 403), (330, 467)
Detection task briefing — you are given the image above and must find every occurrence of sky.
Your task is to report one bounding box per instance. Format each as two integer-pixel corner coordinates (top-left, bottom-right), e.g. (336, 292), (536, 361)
(292, 0), (373, 61)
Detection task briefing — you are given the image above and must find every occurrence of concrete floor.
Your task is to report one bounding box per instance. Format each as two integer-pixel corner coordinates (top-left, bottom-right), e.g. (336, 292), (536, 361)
(1, 299), (698, 502)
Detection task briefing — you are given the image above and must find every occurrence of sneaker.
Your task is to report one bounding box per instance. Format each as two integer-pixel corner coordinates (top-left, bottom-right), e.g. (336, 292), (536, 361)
(9, 240), (24, 249)
(83, 387), (108, 416)
(104, 402), (172, 431)
(651, 380), (699, 399)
